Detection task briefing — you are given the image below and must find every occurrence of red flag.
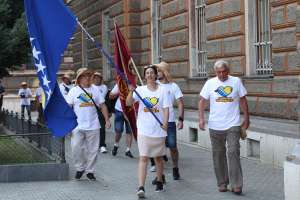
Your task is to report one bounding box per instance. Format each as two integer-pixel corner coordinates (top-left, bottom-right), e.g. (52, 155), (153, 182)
(114, 22), (138, 140)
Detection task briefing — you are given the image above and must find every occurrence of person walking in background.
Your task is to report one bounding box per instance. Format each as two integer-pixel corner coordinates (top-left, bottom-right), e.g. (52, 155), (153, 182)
(109, 83), (134, 158)
(126, 65), (171, 198)
(92, 72), (109, 153)
(67, 68), (111, 181)
(35, 85), (44, 123)
(18, 82), (32, 120)
(0, 80), (5, 111)
(59, 74), (73, 100)
(150, 61), (184, 182)
(198, 60), (250, 195)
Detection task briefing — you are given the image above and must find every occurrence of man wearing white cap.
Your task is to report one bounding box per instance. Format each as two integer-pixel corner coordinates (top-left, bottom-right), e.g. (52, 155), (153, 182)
(92, 72), (108, 153)
(18, 82), (32, 120)
(66, 68), (111, 181)
(59, 74), (73, 100)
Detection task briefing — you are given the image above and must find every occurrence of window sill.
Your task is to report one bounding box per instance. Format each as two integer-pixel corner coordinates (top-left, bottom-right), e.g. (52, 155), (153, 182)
(242, 75), (274, 80)
(187, 76), (208, 81)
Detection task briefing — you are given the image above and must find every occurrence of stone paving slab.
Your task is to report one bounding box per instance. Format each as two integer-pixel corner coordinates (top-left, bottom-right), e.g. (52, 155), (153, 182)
(0, 133), (283, 200)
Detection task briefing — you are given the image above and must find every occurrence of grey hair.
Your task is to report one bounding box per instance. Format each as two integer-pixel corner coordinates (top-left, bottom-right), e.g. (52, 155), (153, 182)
(213, 60), (229, 71)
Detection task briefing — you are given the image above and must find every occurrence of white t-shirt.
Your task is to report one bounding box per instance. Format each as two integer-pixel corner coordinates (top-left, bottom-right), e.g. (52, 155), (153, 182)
(133, 85), (172, 137)
(93, 84), (108, 99)
(35, 87), (44, 103)
(59, 83), (74, 100)
(111, 84), (122, 112)
(157, 81), (183, 122)
(18, 88), (32, 105)
(199, 75), (247, 131)
(66, 85), (105, 130)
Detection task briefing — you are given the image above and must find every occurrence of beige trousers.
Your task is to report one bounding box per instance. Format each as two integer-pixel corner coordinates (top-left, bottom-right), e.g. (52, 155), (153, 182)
(71, 129), (99, 173)
(209, 126), (243, 188)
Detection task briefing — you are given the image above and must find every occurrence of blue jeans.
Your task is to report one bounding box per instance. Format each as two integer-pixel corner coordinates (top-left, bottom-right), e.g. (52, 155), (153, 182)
(21, 105), (31, 120)
(165, 122), (177, 149)
(114, 110), (131, 134)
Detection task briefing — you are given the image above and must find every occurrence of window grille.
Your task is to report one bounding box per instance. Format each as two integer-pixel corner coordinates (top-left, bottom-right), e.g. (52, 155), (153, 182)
(254, 0), (272, 75)
(195, 0), (207, 77)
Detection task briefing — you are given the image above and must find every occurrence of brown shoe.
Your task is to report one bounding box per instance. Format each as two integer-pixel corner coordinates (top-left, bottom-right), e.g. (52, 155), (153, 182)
(218, 184), (228, 192)
(231, 187), (242, 195)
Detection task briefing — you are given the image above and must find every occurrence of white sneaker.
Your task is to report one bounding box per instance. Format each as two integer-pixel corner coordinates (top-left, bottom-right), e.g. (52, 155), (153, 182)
(136, 187), (145, 199)
(100, 146), (108, 153)
(150, 165), (156, 172)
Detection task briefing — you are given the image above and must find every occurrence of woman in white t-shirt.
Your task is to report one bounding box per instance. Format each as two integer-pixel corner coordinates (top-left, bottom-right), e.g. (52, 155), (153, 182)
(126, 65), (171, 198)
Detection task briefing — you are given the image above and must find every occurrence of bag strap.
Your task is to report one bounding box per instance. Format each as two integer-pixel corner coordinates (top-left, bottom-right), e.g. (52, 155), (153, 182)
(63, 84), (70, 93)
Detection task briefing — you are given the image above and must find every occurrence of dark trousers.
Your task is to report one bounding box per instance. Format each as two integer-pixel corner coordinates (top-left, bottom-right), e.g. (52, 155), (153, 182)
(99, 113), (106, 147)
(37, 103), (44, 123)
(21, 105), (31, 120)
(0, 96), (3, 111)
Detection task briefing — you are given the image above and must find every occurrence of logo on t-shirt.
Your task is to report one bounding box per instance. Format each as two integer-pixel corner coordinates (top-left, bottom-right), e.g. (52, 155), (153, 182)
(214, 86), (234, 103)
(143, 97), (159, 113)
(77, 93), (94, 107)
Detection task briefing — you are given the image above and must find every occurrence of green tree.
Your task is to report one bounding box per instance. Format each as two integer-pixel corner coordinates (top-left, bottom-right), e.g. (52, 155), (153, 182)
(0, 0), (31, 78)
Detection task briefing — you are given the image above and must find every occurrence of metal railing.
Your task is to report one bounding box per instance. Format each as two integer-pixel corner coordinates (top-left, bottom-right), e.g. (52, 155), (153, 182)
(0, 109), (65, 165)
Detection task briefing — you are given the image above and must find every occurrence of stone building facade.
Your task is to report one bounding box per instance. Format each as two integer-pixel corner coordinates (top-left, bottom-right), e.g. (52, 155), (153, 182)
(66, 0), (300, 167)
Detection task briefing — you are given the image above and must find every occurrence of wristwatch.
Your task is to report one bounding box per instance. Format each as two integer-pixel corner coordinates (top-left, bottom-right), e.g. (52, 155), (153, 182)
(178, 116), (184, 122)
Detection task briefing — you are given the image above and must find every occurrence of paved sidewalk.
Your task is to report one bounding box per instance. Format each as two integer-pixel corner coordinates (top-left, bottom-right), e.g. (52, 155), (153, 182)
(0, 132), (283, 200)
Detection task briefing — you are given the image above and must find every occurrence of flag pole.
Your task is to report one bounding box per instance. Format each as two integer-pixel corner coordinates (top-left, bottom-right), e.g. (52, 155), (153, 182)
(130, 57), (143, 86)
(77, 19), (163, 126)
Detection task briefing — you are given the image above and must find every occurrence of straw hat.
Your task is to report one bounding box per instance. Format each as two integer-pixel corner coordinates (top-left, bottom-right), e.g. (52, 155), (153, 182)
(75, 68), (93, 84)
(21, 82), (27, 86)
(154, 61), (173, 82)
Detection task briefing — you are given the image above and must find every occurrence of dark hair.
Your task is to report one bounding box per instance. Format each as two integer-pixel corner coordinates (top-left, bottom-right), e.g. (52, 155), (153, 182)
(143, 65), (158, 77)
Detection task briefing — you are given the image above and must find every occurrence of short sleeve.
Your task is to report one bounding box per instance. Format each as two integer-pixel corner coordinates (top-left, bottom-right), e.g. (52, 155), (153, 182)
(162, 88), (172, 108)
(18, 89), (21, 96)
(59, 84), (64, 94)
(66, 88), (75, 105)
(111, 84), (119, 95)
(94, 89), (105, 105)
(237, 78), (247, 97)
(172, 83), (183, 100)
(132, 86), (140, 102)
(199, 81), (210, 100)
(102, 85), (108, 97)
(27, 89), (32, 96)
(35, 88), (40, 96)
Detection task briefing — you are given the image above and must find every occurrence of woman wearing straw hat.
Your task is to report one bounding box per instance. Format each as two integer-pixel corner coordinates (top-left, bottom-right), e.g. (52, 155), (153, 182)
(126, 65), (171, 198)
(66, 68), (111, 181)
(18, 82), (32, 120)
